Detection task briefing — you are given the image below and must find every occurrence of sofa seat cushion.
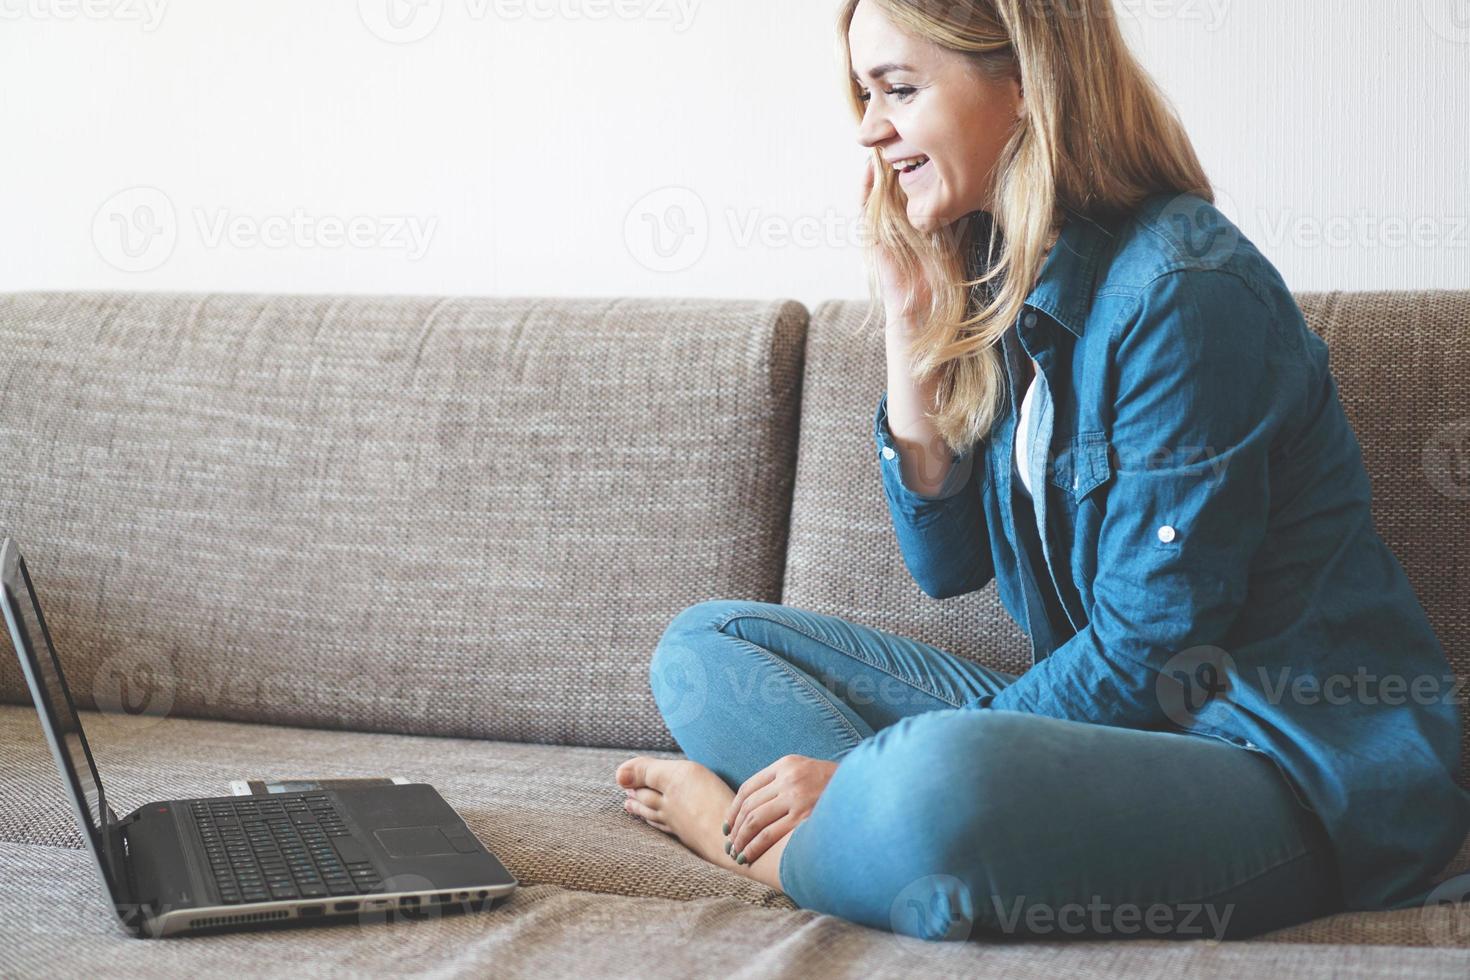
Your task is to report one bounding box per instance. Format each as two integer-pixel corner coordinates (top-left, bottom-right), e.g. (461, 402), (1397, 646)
(3, 842), (1470, 977)
(2, 705), (1467, 950)
(0, 705), (789, 911)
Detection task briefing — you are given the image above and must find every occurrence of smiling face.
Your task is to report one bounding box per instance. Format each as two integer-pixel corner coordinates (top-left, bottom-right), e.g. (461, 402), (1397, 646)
(848, 0), (1024, 234)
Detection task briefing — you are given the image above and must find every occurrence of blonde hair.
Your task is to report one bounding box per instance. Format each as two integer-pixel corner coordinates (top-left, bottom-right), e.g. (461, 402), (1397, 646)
(839, 0), (1214, 453)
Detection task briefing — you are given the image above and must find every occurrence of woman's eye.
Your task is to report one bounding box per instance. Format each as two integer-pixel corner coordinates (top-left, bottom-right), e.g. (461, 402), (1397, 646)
(858, 86), (916, 105)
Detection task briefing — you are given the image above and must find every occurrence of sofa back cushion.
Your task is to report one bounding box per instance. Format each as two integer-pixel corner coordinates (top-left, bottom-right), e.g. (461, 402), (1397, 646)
(784, 291), (1470, 787)
(0, 293), (806, 749)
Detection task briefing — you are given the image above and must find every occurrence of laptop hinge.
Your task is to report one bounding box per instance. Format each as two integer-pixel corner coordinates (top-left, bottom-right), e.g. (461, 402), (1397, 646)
(106, 807), (151, 933)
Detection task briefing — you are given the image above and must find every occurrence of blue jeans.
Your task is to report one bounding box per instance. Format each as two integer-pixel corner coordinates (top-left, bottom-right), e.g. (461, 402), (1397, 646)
(648, 599), (1344, 942)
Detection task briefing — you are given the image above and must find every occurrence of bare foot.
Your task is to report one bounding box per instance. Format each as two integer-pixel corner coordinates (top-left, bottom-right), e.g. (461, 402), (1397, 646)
(615, 756), (741, 871)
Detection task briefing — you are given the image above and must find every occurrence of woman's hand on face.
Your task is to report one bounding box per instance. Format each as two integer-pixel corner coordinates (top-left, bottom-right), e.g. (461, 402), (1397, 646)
(862, 156), (930, 332)
(723, 754), (839, 866)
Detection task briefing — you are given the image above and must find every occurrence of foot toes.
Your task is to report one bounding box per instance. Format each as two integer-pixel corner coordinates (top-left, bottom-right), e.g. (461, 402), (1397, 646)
(624, 797), (671, 832)
(617, 758), (646, 787)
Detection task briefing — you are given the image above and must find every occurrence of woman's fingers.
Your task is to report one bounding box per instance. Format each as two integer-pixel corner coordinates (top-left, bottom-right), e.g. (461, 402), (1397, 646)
(731, 794), (788, 857)
(724, 765), (776, 831)
(730, 783), (781, 850)
(735, 811), (797, 866)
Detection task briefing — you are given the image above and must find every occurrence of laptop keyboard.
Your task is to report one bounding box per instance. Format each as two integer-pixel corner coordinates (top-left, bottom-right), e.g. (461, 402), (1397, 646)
(190, 795), (383, 905)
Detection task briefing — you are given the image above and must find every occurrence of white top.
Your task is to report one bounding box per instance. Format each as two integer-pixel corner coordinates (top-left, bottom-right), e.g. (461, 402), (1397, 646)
(1014, 367), (1039, 500)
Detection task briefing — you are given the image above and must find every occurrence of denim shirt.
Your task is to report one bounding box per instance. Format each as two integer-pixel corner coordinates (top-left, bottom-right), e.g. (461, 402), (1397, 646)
(873, 192), (1469, 913)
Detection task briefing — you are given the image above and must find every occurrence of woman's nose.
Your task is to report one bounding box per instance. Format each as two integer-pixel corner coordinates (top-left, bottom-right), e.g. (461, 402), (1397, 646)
(856, 102), (895, 149)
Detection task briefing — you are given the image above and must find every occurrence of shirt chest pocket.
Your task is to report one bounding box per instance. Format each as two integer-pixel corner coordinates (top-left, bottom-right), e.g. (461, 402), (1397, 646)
(1047, 429), (1114, 617)
(1047, 429), (1114, 502)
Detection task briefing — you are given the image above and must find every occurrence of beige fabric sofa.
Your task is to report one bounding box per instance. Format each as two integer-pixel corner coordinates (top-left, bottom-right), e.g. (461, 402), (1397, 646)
(1, 290), (1466, 978)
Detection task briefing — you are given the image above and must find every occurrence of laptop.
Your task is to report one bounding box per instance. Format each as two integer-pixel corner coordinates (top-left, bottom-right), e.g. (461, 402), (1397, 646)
(0, 536), (518, 937)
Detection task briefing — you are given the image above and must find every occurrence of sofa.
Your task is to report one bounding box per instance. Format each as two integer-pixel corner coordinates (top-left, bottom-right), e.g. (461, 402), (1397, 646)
(0, 289), (1466, 978)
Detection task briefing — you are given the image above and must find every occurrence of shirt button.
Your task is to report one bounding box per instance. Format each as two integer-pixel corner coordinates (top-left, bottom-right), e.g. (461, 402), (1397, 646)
(880, 446), (897, 460)
(1157, 524), (1177, 543)
(1023, 312), (1038, 328)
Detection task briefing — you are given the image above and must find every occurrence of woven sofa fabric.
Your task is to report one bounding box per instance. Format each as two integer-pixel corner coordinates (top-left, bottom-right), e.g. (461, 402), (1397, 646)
(1, 706), (1466, 949)
(784, 291), (1470, 788)
(6, 846), (1470, 979)
(0, 292), (807, 749)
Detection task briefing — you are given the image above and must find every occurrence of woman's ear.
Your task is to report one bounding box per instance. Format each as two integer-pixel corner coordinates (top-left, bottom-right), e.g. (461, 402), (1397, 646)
(1012, 74), (1025, 121)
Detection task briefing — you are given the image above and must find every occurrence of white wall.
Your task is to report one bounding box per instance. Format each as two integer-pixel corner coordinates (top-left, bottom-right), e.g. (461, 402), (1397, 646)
(1, 0), (1465, 308)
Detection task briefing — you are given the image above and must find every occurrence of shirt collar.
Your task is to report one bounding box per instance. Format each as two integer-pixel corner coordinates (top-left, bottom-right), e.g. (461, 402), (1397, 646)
(1020, 207), (1117, 340)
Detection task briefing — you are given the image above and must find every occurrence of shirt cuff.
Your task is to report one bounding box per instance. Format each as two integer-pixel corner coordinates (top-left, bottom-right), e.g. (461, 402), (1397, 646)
(874, 390), (976, 501)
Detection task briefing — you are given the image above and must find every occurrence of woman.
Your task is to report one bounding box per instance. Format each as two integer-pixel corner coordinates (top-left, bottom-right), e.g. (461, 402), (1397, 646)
(615, 0), (1468, 941)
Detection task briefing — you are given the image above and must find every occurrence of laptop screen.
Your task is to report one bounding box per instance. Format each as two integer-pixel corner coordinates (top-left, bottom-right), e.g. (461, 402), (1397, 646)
(0, 539), (117, 894)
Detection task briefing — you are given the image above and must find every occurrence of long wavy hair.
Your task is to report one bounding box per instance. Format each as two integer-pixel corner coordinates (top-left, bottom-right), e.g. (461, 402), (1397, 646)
(839, 0), (1213, 454)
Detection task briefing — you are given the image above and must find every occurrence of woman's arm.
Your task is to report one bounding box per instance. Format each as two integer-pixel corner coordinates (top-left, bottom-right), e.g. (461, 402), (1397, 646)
(875, 324), (994, 599)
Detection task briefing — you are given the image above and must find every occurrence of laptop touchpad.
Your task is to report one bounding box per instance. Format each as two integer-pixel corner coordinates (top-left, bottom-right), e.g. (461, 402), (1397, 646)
(374, 825), (458, 857)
